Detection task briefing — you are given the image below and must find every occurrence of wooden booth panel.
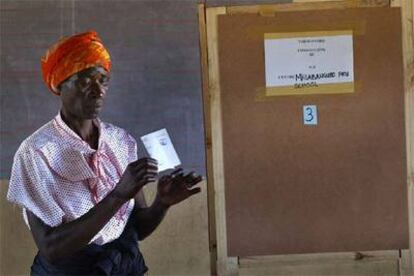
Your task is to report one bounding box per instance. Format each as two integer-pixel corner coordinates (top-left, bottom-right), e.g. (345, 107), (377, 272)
(217, 7), (408, 257)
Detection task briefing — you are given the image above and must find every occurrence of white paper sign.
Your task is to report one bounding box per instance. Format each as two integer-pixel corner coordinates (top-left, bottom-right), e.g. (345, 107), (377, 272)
(140, 129), (181, 172)
(264, 31), (354, 96)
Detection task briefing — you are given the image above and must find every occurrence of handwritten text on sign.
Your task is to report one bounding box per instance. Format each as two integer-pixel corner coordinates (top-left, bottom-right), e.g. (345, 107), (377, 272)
(264, 31), (354, 96)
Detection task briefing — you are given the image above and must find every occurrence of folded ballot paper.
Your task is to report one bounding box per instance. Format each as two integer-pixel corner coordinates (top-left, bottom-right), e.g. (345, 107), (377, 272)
(140, 128), (181, 172)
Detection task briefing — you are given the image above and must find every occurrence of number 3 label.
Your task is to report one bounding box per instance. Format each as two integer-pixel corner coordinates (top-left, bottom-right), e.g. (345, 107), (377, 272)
(303, 105), (318, 125)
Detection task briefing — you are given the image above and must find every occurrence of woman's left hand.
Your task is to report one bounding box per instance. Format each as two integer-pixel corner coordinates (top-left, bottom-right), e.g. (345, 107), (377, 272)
(156, 168), (203, 207)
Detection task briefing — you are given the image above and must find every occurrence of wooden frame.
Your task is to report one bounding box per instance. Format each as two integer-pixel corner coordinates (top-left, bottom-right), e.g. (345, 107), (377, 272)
(198, 0), (414, 275)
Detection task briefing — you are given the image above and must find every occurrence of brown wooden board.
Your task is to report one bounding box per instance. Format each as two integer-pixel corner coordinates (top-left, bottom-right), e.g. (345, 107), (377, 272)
(217, 7), (408, 257)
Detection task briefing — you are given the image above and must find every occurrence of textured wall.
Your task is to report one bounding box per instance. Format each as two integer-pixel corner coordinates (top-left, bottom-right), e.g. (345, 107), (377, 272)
(0, 0), (205, 178)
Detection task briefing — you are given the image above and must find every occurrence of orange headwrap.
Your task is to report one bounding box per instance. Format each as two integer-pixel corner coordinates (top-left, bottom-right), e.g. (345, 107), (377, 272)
(41, 30), (111, 95)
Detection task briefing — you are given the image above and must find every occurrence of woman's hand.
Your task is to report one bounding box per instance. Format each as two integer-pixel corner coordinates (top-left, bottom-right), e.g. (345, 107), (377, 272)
(113, 158), (158, 200)
(156, 168), (203, 207)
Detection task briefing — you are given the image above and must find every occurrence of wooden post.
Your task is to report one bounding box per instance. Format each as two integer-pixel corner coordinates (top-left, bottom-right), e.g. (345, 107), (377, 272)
(198, 3), (218, 275)
(390, 0), (414, 273)
(204, 6), (239, 275)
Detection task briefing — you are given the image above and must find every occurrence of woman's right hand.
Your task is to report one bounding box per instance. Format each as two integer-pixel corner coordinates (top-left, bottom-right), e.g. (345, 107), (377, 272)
(112, 157), (158, 200)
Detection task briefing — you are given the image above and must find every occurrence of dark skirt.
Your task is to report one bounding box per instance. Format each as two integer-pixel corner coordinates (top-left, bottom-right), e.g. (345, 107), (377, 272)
(31, 211), (148, 276)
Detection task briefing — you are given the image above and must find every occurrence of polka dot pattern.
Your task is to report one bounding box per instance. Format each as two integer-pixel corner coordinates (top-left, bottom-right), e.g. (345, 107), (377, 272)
(7, 112), (137, 245)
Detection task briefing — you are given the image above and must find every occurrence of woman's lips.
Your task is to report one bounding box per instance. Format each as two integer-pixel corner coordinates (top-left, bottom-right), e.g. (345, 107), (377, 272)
(86, 102), (103, 112)
(91, 100), (103, 108)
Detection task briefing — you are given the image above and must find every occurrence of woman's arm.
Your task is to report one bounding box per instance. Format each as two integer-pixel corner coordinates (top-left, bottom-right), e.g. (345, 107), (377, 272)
(27, 158), (157, 264)
(27, 190), (126, 264)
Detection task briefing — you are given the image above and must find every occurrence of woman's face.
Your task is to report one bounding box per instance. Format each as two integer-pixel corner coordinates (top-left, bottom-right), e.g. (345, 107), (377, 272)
(58, 66), (110, 120)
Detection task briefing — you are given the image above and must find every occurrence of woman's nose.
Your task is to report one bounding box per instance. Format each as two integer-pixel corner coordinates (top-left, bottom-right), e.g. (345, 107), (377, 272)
(90, 82), (107, 97)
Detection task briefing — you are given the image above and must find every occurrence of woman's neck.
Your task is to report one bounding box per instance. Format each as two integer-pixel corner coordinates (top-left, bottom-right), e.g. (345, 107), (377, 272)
(60, 110), (99, 149)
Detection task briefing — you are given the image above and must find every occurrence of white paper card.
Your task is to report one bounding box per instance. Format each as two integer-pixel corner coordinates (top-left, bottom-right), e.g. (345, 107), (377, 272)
(264, 31), (354, 89)
(140, 129), (181, 172)
(303, 105), (318, 125)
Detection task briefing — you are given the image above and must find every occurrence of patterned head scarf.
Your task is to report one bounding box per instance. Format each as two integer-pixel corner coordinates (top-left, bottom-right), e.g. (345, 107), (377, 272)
(41, 30), (111, 95)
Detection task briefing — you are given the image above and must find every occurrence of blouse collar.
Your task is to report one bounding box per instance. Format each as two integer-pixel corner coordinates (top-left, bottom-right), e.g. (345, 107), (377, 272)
(53, 111), (106, 152)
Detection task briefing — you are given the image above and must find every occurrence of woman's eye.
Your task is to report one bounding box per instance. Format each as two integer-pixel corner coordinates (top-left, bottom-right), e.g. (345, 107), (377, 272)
(100, 78), (109, 86)
(79, 78), (91, 87)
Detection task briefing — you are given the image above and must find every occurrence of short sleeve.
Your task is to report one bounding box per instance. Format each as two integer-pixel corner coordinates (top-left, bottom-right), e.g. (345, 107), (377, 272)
(7, 146), (65, 227)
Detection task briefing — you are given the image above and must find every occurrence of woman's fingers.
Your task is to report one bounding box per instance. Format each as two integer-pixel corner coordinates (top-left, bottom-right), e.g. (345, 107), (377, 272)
(134, 159), (158, 173)
(170, 168), (183, 178)
(188, 187), (201, 195)
(130, 158), (159, 183)
(183, 172), (203, 187)
(130, 157), (158, 167)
